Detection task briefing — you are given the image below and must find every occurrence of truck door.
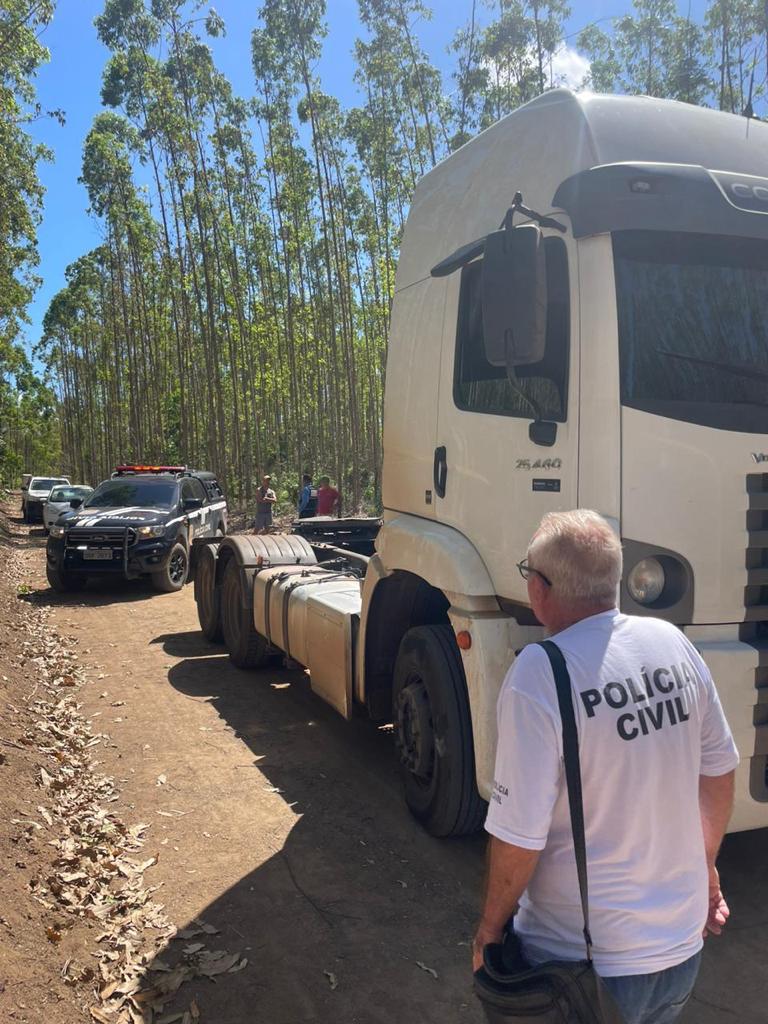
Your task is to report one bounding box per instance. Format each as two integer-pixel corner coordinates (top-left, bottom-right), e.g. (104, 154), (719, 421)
(182, 478), (210, 539)
(381, 276), (445, 520)
(435, 233), (579, 604)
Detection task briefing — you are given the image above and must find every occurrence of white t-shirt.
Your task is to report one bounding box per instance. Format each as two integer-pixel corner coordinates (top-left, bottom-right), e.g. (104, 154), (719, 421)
(485, 609), (739, 977)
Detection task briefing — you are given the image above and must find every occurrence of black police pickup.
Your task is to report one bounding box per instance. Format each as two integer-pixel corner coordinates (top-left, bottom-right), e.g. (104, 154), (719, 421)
(46, 465), (227, 594)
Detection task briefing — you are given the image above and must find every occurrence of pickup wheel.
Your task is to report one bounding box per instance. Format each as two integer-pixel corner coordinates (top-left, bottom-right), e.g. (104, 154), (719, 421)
(195, 544), (223, 643)
(221, 560), (271, 668)
(46, 563), (86, 593)
(393, 624), (485, 837)
(151, 541), (189, 593)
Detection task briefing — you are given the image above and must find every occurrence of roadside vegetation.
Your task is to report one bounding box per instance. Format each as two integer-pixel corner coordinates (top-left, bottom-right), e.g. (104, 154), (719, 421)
(3, 0), (768, 502)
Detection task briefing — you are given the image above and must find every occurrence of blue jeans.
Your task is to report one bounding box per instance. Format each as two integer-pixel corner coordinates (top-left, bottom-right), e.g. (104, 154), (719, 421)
(601, 952), (701, 1024)
(524, 944), (701, 1024)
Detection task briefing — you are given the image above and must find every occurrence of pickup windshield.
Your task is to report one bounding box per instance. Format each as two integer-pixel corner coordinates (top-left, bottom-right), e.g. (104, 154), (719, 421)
(614, 231), (768, 432)
(31, 478), (68, 491)
(85, 480), (177, 510)
(49, 486), (92, 502)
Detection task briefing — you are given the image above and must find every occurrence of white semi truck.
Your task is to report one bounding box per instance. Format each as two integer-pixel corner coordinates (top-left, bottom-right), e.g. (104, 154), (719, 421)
(193, 90), (768, 836)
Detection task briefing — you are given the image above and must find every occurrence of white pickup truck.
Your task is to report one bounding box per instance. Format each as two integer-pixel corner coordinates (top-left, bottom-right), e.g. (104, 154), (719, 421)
(193, 89), (768, 837)
(22, 475), (70, 524)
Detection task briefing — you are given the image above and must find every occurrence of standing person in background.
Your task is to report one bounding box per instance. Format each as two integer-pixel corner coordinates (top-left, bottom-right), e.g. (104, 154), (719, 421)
(252, 474), (277, 534)
(316, 476), (340, 517)
(297, 473), (318, 519)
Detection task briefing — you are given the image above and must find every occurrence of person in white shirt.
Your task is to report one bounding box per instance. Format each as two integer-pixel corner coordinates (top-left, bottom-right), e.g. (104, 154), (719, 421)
(473, 509), (738, 1024)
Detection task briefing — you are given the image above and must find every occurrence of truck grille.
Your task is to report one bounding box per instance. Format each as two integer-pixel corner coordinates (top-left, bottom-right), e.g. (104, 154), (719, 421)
(743, 472), (768, 800)
(744, 473), (768, 621)
(66, 526), (137, 548)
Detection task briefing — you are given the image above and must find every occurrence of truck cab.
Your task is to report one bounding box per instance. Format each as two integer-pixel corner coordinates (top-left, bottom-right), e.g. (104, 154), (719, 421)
(201, 91), (768, 837)
(382, 89), (768, 833)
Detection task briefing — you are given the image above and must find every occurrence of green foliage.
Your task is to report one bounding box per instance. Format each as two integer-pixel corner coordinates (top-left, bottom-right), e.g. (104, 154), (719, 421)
(15, 0), (768, 503)
(0, 1), (63, 486)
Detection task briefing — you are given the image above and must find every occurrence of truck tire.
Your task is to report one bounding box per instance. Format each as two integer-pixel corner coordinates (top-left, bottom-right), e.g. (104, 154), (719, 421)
(151, 541), (189, 593)
(393, 624), (485, 837)
(221, 560), (271, 668)
(195, 543), (223, 643)
(46, 563), (86, 593)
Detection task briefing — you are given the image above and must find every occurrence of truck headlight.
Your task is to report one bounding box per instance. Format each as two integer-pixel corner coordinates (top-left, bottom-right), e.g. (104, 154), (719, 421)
(49, 524), (65, 538)
(627, 558), (665, 605)
(137, 524), (166, 538)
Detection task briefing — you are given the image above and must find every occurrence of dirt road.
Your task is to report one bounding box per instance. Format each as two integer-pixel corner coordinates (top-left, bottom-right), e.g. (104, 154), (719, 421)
(3, 504), (768, 1022)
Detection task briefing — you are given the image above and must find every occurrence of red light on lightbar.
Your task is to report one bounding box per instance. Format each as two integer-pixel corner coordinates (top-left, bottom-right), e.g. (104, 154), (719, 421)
(114, 464), (186, 473)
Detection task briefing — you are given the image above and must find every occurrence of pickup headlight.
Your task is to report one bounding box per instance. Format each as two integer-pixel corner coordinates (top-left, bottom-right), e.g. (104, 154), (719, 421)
(137, 524), (166, 538)
(626, 558), (665, 605)
(49, 524), (65, 538)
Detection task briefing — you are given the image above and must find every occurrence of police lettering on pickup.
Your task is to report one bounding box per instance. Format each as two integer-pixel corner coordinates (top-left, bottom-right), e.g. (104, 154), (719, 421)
(45, 465), (227, 594)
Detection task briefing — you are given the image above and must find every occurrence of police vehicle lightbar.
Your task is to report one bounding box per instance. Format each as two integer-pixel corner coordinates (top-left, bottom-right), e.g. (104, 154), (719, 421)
(113, 464), (186, 475)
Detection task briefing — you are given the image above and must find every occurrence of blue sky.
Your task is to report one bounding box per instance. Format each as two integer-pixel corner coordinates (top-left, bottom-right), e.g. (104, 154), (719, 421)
(23, 0), (686, 357)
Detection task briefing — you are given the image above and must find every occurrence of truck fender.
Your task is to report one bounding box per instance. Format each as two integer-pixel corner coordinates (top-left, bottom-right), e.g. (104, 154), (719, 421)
(375, 514), (495, 596)
(356, 515), (496, 708)
(215, 535), (317, 609)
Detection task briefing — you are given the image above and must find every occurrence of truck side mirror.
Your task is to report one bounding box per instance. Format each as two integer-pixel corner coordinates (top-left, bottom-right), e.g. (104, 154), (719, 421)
(183, 497), (203, 512)
(70, 498), (83, 509)
(481, 223), (547, 368)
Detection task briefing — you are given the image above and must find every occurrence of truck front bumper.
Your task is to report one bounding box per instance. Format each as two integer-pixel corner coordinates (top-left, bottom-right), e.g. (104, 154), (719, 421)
(48, 535), (175, 579)
(684, 625), (768, 831)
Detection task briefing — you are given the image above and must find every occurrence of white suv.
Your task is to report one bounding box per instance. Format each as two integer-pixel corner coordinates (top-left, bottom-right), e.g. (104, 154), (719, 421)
(23, 476), (70, 524)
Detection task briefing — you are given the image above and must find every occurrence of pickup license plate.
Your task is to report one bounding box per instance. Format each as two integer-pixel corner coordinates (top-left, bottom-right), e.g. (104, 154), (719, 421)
(83, 549), (113, 561)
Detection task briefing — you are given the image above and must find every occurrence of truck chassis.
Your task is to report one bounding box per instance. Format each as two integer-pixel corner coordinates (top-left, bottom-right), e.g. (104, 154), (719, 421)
(190, 525), (486, 837)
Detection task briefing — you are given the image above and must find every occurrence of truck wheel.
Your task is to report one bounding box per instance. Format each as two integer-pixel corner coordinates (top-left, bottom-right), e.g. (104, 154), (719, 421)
(195, 544), (223, 643)
(152, 541), (189, 593)
(46, 563), (86, 594)
(393, 624), (485, 837)
(221, 560), (271, 668)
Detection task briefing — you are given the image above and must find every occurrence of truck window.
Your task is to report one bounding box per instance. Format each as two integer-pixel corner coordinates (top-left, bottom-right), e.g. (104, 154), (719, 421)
(181, 478), (206, 503)
(453, 236), (569, 421)
(615, 230), (768, 433)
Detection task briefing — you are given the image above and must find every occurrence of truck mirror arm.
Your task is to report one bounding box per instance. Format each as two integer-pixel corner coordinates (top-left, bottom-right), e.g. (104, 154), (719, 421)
(501, 192), (567, 234)
(430, 237), (486, 278)
(430, 193), (565, 279)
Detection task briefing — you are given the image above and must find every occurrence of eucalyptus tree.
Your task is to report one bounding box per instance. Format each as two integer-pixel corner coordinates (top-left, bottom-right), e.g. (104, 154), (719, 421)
(0, 0), (61, 483)
(704, 0), (765, 114)
(579, 0), (710, 103)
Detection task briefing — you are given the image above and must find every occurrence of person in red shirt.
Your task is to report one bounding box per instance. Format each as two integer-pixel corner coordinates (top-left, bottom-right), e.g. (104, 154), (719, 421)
(316, 476), (340, 516)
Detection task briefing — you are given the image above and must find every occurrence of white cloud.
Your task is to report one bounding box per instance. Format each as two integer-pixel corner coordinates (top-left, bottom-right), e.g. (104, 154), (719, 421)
(549, 46), (592, 90)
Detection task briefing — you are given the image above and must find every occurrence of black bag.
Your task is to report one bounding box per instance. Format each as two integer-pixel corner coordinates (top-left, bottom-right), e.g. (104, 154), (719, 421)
(474, 640), (626, 1024)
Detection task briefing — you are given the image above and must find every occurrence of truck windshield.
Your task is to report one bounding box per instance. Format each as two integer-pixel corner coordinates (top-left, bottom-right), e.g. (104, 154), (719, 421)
(85, 481), (177, 510)
(615, 230), (768, 432)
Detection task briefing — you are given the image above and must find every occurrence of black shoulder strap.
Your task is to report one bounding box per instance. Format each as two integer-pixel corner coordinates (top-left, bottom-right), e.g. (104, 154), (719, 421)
(538, 640), (593, 960)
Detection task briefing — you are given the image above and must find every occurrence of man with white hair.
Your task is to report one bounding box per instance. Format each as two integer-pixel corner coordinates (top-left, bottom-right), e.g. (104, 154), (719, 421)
(473, 510), (738, 1024)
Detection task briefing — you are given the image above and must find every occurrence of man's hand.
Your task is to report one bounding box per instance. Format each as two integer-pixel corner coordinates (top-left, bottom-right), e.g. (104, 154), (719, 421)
(472, 920), (503, 973)
(703, 864), (730, 938)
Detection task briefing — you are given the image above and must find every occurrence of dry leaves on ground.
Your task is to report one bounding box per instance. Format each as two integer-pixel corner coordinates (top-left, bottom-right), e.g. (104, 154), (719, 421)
(1, 521), (245, 1024)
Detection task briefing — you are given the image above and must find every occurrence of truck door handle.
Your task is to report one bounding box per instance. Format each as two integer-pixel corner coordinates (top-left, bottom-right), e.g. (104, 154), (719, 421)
(433, 446), (447, 499)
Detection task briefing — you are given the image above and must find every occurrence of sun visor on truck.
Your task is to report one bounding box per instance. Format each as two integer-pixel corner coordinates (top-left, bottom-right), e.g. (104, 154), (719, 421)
(553, 162), (768, 241)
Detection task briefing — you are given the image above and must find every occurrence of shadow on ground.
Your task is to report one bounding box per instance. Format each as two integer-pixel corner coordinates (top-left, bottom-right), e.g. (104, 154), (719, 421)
(23, 576), (180, 609)
(151, 628), (486, 1024)
(130, 628), (768, 1024)
(0, 513), (48, 549)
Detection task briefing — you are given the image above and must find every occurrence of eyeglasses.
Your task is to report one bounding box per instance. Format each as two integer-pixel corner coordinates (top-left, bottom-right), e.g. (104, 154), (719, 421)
(516, 558), (552, 587)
